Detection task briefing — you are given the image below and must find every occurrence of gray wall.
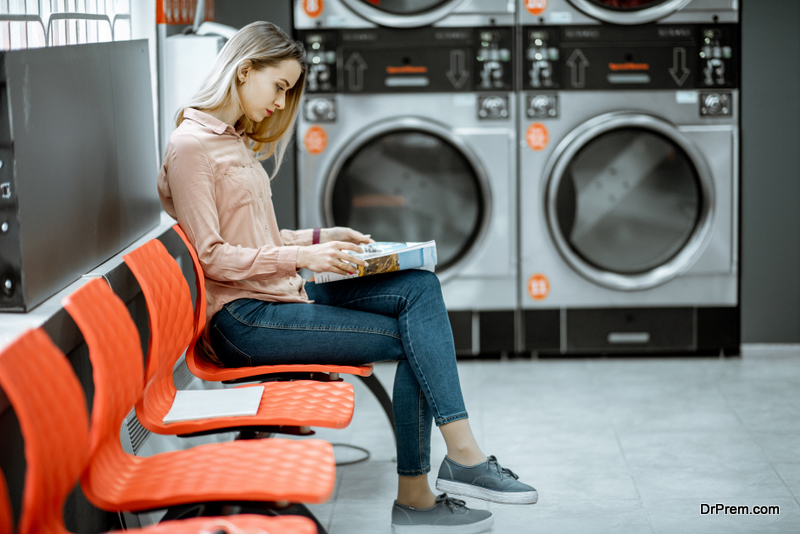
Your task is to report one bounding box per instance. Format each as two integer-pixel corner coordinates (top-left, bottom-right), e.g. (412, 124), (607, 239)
(741, 1), (800, 342)
(214, 0), (298, 231)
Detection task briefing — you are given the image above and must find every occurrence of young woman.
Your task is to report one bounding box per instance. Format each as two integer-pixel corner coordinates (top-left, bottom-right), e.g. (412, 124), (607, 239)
(158, 21), (537, 533)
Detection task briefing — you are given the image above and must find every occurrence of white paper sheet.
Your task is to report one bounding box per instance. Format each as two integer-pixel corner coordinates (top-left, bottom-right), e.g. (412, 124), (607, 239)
(163, 386), (264, 423)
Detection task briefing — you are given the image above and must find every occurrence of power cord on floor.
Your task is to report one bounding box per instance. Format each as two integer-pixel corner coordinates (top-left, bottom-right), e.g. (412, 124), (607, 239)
(331, 443), (371, 466)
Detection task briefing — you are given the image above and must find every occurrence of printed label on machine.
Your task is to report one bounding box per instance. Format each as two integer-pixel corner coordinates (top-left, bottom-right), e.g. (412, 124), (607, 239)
(304, 126), (328, 155)
(526, 123), (549, 151)
(526, 0), (548, 16)
(527, 273), (550, 301)
(303, 0), (323, 18)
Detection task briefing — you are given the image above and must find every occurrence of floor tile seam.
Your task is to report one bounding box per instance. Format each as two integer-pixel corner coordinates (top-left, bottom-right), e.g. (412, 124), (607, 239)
(608, 420), (660, 533)
(609, 419), (652, 534)
(769, 463), (799, 500)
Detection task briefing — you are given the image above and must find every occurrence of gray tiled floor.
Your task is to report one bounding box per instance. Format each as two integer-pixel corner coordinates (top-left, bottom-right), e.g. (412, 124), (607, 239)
(301, 346), (800, 533)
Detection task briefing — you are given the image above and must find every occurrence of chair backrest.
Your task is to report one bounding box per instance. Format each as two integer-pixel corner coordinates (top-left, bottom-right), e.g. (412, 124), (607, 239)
(171, 225), (222, 380)
(0, 328), (89, 534)
(172, 224), (206, 341)
(123, 238), (194, 387)
(61, 278), (143, 472)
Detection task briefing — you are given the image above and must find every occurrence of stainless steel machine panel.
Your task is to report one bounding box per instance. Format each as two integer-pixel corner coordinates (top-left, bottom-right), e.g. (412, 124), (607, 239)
(0, 40), (160, 311)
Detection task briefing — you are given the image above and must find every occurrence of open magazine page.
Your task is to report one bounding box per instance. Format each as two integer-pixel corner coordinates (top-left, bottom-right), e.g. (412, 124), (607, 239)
(314, 241), (438, 284)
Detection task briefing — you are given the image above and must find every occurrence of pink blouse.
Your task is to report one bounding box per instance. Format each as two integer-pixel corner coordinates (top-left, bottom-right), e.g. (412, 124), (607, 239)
(158, 108), (313, 334)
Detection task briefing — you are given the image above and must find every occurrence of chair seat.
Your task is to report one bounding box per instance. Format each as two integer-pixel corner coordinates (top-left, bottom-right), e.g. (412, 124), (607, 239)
(187, 352), (374, 382)
(84, 438), (335, 512)
(133, 514), (317, 534)
(138, 380), (356, 435)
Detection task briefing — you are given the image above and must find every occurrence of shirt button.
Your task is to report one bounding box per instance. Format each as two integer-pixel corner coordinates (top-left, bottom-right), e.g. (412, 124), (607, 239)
(259, 193), (263, 198)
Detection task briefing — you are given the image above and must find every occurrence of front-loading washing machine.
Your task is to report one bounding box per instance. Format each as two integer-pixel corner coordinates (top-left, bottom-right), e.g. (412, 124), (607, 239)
(295, 0), (514, 29)
(519, 0), (737, 25)
(295, 25), (519, 355)
(519, 22), (740, 355)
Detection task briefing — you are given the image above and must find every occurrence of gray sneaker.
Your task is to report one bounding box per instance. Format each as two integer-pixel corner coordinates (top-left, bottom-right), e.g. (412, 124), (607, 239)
(391, 493), (493, 534)
(435, 455), (538, 505)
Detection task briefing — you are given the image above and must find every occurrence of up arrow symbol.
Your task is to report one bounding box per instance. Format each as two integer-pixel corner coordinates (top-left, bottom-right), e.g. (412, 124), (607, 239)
(669, 47), (691, 86)
(345, 53), (368, 92)
(566, 49), (589, 88)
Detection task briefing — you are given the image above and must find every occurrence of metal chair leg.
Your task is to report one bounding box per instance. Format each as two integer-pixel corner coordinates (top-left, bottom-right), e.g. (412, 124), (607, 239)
(357, 374), (395, 439)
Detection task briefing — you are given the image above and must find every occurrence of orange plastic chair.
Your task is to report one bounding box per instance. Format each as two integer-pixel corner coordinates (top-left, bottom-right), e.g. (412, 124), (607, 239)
(119, 240), (354, 436)
(59, 278), (335, 513)
(0, 328), (318, 534)
(173, 224), (395, 433)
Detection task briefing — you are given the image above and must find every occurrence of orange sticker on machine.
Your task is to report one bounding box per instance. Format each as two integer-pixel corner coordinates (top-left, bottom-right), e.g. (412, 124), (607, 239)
(303, 0), (324, 18)
(525, 0), (548, 16)
(527, 273), (551, 301)
(304, 126), (328, 155)
(526, 123), (549, 151)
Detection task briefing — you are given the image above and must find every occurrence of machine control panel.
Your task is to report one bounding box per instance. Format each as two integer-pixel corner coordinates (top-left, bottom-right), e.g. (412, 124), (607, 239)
(476, 30), (512, 90)
(700, 28), (733, 88)
(521, 24), (739, 91)
(525, 29), (560, 89)
(297, 26), (514, 94)
(304, 31), (338, 94)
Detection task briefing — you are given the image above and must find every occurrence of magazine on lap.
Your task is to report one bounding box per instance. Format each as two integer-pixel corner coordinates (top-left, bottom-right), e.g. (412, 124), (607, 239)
(314, 241), (438, 284)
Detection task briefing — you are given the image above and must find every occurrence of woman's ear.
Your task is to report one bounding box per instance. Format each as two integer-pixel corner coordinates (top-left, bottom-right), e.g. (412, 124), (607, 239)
(237, 61), (252, 84)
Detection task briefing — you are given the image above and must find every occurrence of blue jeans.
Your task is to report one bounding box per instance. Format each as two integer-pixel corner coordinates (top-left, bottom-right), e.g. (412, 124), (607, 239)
(208, 269), (468, 476)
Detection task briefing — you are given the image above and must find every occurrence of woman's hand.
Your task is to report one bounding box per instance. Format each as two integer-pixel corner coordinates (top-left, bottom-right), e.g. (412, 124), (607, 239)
(296, 241), (368, 275)
(321, 226), (374, 244)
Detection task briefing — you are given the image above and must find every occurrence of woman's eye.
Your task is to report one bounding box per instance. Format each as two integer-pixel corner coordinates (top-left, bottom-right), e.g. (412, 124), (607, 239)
(276, 85), (285, 92)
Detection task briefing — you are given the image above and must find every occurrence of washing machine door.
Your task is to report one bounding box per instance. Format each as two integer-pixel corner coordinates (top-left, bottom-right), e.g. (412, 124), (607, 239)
(567, 0), (693, 24)
(324, 117), (490, 278)
(340, 0), (468, 28)
(545, 112), (714, 290)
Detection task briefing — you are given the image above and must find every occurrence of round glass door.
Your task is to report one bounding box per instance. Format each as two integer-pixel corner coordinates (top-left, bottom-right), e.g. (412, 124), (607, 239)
(585, 0), (671, 9)
(546, 114), (713, 290)
(340, 0), (466, 27)
(327, 129), (486, 272)
(351, 0), (452, 15)
(567, 0), (692, 24)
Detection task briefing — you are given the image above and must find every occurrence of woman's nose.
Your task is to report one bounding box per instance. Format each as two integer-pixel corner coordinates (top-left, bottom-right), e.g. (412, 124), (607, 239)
(275, 93), (286, 110)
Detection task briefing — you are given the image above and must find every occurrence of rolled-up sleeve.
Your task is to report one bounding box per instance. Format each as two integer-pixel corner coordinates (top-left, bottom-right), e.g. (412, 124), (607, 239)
(163, 133), (296, 282)
(280, 228), (313, 246)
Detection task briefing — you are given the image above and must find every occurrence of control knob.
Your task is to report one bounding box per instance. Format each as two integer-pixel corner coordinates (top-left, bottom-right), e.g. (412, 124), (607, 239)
(478, 96), (508, 120)
(304, 98), (336, 122)
(701, 93), (731, 116)
(528, 95), (557, 118)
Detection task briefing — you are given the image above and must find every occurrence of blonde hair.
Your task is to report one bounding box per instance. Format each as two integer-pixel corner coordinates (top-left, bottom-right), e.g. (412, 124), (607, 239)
(176, 21), (306, 172)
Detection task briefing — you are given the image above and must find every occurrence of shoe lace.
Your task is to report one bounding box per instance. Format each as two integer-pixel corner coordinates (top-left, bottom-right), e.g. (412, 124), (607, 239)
(487, 455), (519, 480)
(436, 493), (467, 512)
